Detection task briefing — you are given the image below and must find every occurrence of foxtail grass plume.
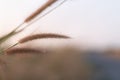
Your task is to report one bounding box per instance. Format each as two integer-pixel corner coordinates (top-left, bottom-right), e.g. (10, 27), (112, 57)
(25, 0), (57, 22)
(19, 33), (71, 43)
(5, 48), (43, 55)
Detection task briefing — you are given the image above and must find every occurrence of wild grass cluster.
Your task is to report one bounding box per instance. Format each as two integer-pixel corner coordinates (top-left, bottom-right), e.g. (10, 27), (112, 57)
(0, 0), (120, 80)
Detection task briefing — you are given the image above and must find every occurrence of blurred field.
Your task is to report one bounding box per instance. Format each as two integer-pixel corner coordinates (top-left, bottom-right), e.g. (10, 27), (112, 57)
(0, 34), (120, 80)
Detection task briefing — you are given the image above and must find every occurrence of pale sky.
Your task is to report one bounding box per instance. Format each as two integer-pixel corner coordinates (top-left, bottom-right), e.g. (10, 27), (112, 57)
(0, 0), (120, 47)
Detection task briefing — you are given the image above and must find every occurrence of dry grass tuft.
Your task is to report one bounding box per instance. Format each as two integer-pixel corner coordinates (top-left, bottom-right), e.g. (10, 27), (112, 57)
(0, 47), (92, 80)
(19, 33), (71, 43)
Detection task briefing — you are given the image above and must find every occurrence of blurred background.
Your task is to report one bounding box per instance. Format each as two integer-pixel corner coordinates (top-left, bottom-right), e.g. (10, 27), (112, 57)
(0, 0), (120, 48)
